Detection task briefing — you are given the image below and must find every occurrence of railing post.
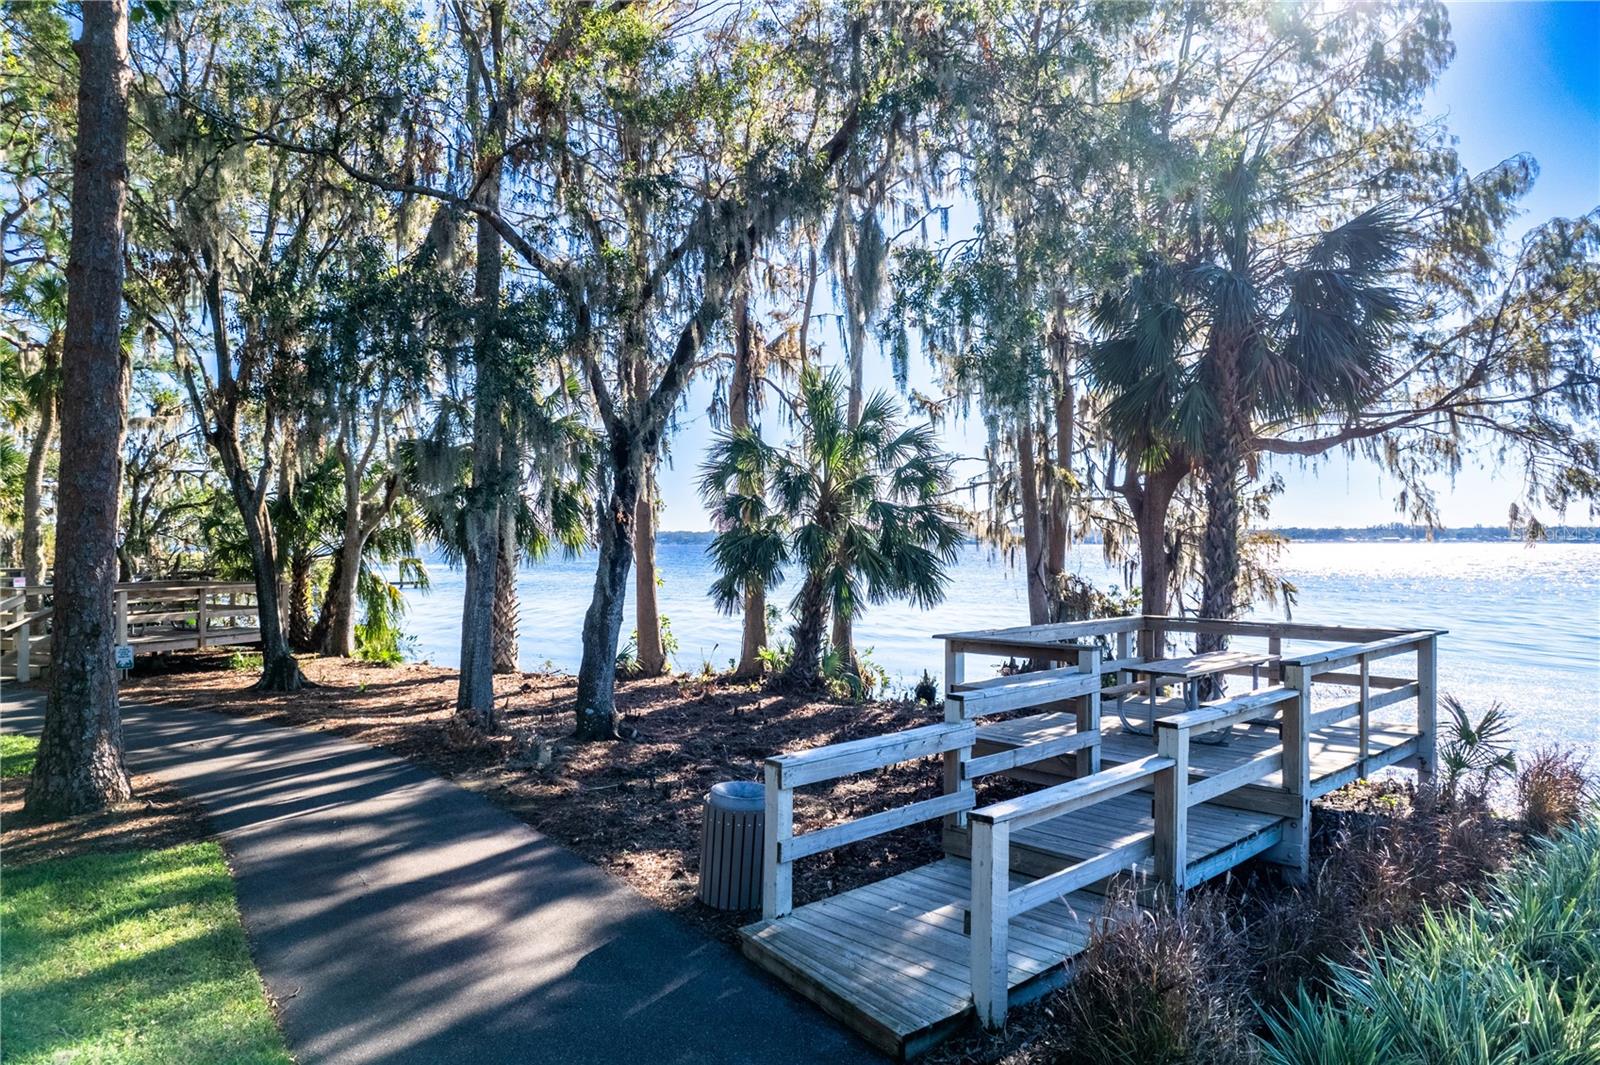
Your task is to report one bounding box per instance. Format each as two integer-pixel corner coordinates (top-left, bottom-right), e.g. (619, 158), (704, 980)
(1115, 628), (1132, 717)
(1272, 663), (1313, 881)
(944, 640), (972, 831)
(1268, 635), (1282, 684)
(761, 761), (793, 920)
(969, 818), (1010, 1030)
(1416, 636), (1437, 784)
(1074, 645), (1101, 777)
(1358, 654), (1371, 778)
(17, 618), (30, 683)
(1153, 721), (1190, 898)
(196, 588), (210, 649)
(115, 589), (128, 647)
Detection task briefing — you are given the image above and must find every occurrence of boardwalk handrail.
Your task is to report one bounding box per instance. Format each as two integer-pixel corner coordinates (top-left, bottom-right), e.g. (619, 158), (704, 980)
(761, 721), (977, 921)
(966, 755), (1175, 1027)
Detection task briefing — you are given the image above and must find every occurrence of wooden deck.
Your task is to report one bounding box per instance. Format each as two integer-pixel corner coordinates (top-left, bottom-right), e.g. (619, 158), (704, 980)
(742, 859), (1107, 1058)
(738, 615), (1444, 1057)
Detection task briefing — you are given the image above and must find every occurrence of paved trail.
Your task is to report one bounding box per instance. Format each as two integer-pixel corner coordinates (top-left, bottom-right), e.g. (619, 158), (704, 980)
(1, 689), (878, 1064)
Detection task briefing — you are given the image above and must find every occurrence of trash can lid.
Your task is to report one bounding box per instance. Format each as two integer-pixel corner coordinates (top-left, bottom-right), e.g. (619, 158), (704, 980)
(709, 779), (764, 812)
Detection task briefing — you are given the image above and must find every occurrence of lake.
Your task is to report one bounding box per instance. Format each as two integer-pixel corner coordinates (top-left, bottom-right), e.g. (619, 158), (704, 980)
(399, 539), (1600, 759)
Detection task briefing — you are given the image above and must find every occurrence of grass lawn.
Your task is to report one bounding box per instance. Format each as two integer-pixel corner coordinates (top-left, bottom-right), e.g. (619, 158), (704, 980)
(1, 732), (37, 777)
(1, 841), (292, 1065)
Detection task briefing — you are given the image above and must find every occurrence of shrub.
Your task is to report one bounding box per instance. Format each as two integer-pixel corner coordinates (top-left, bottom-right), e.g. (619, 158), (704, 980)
(1042, 887), (1257, 1065)
(1437, 693), (1517, 801)
(227, 651), (264, 671)
(1248, 784), (1516, 1004)
(1517, 746), (1594, 836)
(1259, 813), (1600, 1065)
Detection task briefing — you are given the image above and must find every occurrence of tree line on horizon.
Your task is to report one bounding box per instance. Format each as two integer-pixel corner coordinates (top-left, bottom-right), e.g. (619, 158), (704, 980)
(4, 0), (1597, 814)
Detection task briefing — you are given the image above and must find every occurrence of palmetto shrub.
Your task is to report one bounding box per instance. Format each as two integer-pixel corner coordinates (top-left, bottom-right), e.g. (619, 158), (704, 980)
(1259, 812), (1600, 1065)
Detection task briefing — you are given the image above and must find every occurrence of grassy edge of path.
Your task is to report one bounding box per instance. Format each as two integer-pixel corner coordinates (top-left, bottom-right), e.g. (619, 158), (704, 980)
(2, 731), (291, 1065)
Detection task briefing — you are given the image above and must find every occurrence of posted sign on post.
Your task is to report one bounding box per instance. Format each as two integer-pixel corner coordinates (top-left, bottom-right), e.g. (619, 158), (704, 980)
(114, 644), (134, 671)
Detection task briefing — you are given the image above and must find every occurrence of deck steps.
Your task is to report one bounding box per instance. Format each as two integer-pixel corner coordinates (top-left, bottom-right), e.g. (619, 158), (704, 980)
(741, 858), (1106, 1058)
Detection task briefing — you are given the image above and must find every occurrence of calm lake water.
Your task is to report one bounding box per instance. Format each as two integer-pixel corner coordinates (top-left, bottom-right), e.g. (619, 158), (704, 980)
(400, 540), (1600, 759)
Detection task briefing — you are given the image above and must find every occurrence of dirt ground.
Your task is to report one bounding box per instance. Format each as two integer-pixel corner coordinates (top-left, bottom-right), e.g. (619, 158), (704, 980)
(1, 770), (212, 868)
(120, 652), (1026, 941)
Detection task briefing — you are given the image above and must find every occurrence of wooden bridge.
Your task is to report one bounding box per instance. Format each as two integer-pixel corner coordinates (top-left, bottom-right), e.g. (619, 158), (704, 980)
(740, 615), (1441, 1057)
(1, 580), (267, 681)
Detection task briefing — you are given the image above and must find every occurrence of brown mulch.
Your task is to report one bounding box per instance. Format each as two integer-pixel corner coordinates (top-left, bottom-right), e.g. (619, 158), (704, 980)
(121, 651), (1023, 941)
(0, 769), (212, 867)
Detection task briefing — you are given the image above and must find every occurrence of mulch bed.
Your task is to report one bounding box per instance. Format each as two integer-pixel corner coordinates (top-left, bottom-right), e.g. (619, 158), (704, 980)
(121, 652), (1028, 941)
(0, 770), (212, 867)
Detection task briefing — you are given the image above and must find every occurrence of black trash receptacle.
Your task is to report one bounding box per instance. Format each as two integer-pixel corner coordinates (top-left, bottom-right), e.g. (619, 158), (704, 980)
(697, 780), (765, 911)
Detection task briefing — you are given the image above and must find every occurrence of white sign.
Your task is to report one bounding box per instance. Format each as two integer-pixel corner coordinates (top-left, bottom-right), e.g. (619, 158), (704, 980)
(114, 644), (134, 670)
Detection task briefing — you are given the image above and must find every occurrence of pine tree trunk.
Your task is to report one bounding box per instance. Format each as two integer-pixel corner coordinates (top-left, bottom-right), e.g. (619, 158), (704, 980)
(633, 457), (667, 676)
(491, 506), (519, 673)
(574, 448), (642, 740)
(26, 0), (133, 817)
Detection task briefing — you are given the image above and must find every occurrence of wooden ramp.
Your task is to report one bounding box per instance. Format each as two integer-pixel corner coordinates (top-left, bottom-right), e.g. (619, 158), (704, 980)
(742, 859), (1106, 1058)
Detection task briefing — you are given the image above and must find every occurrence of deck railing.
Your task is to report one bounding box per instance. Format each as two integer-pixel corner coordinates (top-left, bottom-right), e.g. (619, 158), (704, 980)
(1, 580), (268, 681)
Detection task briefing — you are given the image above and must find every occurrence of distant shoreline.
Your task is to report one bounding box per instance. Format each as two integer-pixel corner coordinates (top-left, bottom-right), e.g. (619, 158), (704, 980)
(656, 526), (1600, 545)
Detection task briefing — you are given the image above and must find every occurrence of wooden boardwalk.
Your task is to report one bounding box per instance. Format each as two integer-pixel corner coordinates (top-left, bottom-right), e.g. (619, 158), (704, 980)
(740, 615), (1443, 1058)
(1, 581), (265, 680)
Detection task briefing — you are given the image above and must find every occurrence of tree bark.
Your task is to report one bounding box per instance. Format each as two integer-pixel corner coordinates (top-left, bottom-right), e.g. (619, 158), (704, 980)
(318, 512), (363, 657)
(288, 547), (314, 651)
(1017, 422), (1050, 625)
(455, 9), (505, 728)
(633, 456), (667, 675)
(26, 0), (132, 816)
(1125, 456), (1188, 661)
(491, 502), (519, 673)
(729, 291), (766, 679)
(781, 571), (829, 690)
(574, 443), (643, 739)
(22, 348), (56, 600)
(1197, 340), (1246, 665)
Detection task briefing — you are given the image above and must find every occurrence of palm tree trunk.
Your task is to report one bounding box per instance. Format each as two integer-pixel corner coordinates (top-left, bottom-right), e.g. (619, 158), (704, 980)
(782, 572), (829, 690)
(1196, 435), (1245, 658)
(729, 290), (766, 679)
(26, 0), (132, 817)
(491, 506), (519, 673)
(1125, 455), (1187, 661)
(288, 548), (314, 650)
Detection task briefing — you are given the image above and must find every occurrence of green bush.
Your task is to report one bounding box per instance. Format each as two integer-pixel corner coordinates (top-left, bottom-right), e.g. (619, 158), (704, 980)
(1260, 813), (1600, 1065)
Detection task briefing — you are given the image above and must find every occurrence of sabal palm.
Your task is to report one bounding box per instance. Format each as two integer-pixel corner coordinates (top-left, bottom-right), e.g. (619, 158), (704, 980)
(701, 367), (963, 688)
(1092, 156), (1409, 633)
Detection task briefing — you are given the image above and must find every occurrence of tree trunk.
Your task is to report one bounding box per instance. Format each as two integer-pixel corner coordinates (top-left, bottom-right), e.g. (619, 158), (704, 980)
(781, 572), (829, 690)
(318, 518), (363, 657)
(491, 504), (519, 673)
(574, 447), (642, 739)
(288, 547), (314, 651)
(1017, 422), (1050, 625)
(1044, 320), (1074, 609)
(1126, 457), (1187, 661)
(455, 29), (505, 728)
(1197, 343), (1246, 666)
(729, 290), (766, 679)
(22, 371), (56, 600)
(633, 456), (667, 676)
(236, 483), (301, 692)
(26, 0), (132, 817)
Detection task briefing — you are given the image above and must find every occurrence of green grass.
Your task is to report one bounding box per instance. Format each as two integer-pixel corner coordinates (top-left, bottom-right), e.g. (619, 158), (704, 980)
(227, 651), (265, 672)
(1, 732), (38, 778)
(1, 842), (293, 1065)
(1261, 812), (1600, 1064)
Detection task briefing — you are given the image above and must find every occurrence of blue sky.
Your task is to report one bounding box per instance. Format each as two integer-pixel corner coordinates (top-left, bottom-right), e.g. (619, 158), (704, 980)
(655, 0), (1600, 532)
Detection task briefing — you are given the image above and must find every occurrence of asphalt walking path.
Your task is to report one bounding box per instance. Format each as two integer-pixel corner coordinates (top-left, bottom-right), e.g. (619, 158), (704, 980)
(1, 685), (879, 1065)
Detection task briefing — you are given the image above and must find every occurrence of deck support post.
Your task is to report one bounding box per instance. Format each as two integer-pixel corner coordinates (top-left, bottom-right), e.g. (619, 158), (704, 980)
(969, 818), (1009, 1030)
(943, 641), (972, 831)
(1153, 722), (1190, 899)
(1416, 636), (1437, 784)
(1269, 663), (1313, 880)
(1074, 645), (1101, 778)
(761, 761), (793, 920)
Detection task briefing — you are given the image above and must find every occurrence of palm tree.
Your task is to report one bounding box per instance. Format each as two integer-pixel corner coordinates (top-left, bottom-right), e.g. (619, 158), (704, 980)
(701, 367), (963, 690)
(1092, 155), (1409, 651)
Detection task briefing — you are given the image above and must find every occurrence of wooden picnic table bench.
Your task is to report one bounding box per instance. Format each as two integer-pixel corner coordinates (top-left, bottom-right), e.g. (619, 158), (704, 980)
(1122, 650), (1278, 736)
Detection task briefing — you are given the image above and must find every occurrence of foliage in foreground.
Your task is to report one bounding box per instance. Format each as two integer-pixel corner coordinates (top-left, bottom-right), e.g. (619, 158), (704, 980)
(1261, 813), (1600, 1065)
(0, 842), (291, 1065)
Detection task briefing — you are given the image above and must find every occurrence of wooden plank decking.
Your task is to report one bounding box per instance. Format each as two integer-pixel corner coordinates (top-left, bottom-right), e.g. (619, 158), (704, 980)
(741, 858), (1106, 1058)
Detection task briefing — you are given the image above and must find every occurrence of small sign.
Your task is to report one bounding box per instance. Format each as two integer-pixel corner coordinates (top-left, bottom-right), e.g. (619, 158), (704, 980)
(114, 644), (134, 670)
(10, 576), (23, 588)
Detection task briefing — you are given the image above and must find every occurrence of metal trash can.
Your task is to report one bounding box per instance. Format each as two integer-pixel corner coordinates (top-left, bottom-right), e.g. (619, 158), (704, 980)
(697, 780), (765, 911)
